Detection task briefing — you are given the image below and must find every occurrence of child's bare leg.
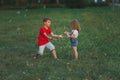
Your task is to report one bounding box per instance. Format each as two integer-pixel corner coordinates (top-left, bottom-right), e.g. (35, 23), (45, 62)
(52, 49), (58, 59)
(72, 47), (78, 60)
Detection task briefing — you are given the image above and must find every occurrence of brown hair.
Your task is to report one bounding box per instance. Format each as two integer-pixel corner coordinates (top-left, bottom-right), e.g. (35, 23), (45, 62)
(71, 19), (81, 32)
(43, 17), (51, 22)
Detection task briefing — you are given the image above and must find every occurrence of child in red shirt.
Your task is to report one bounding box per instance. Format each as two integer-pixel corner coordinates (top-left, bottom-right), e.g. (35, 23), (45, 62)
(34, 17), (63, 59)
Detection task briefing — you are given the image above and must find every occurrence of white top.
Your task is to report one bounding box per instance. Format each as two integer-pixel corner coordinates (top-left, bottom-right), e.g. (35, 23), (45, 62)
(71, 30), (78, 38)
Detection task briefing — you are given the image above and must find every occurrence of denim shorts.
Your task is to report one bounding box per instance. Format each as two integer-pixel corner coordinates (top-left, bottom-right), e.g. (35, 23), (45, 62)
(70, 38), (78, 47)
(71, 41), (78, 47)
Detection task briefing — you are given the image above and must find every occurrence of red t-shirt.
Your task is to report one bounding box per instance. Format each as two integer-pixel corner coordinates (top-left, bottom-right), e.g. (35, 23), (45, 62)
(38, 26), (52, 46)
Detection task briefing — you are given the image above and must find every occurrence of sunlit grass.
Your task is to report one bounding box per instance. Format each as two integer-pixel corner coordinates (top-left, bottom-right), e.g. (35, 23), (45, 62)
(0, 7), (120, 80)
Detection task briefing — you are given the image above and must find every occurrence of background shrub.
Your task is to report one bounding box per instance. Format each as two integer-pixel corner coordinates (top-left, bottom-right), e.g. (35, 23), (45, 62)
(65, 0), (92, 8)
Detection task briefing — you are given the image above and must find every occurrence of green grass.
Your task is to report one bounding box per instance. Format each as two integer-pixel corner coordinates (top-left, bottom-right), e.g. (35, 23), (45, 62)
(0, 6), (120, 80)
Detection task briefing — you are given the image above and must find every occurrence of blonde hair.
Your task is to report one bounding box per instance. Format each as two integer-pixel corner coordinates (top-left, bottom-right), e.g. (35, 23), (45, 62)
(71, 19), (81, 32)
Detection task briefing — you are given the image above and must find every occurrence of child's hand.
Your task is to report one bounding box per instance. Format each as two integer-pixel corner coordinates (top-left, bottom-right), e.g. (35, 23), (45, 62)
(64, 31), (70, 37)
(64, 31), (68, 35)
(59, 35), (64, 38)
(64, 31), (69, 35)
(51, 37), (57, 40)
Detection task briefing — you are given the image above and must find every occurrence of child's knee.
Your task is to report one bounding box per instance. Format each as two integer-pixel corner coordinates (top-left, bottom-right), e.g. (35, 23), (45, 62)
(38, 50), (43, 55)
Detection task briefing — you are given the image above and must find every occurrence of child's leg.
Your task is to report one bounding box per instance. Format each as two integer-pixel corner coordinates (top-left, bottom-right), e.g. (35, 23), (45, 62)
(34, 45), (45, 59)
(38, 46), (45, 55)
(46, 42), (58, 59)
(51, 49), (58, 59)
(72, 46), (78, 60)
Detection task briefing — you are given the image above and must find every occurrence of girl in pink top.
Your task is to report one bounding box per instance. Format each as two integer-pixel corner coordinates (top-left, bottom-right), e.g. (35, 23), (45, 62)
(64, 19), (81, 60)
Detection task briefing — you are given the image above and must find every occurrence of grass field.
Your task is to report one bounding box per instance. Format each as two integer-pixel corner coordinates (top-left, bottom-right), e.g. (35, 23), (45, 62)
(0, 6), (120, 80)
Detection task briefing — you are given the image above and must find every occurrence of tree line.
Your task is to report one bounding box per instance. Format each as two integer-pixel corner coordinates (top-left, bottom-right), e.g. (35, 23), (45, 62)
(0, 0), (61, 6)
(0, 0), (119, 9)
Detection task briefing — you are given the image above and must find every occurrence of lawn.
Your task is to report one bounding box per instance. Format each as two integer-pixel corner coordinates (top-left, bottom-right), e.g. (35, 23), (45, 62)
(0, 6), (120, 80)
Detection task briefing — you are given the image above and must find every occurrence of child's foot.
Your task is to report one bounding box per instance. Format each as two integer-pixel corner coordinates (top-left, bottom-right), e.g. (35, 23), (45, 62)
(34, 53), (39, 59)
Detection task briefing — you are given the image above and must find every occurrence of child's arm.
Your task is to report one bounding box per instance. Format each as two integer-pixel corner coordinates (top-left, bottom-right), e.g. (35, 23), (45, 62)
(43, 33), (52, 39)
(64, 31), (76, 39)
(64, 31), (70, 37)
(50, 32), (63, 38)
(69, 34), (76, 39)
